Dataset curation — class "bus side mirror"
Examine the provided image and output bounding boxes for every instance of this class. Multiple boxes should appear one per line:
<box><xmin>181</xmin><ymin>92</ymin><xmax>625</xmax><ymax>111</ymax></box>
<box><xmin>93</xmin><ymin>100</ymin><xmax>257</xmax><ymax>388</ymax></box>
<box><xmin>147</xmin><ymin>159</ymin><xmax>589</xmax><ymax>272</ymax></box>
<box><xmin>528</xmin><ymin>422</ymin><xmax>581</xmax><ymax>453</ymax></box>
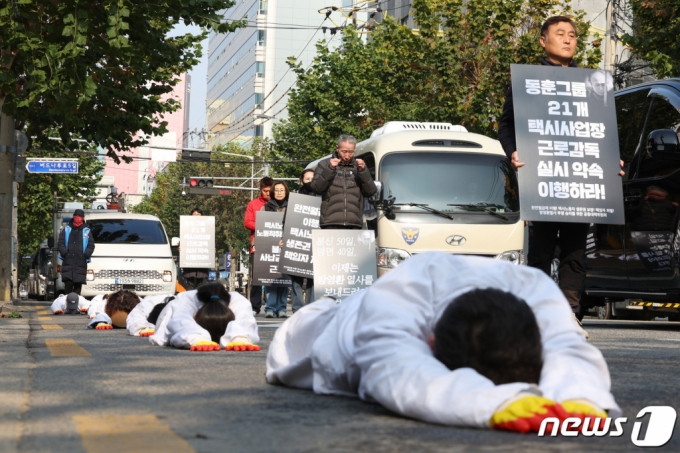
<box><xmin>171</xmin><ymin>237</ymin><xmax>180</xmax><ymax>247</ymax></box>
<box><xmin>368</xmin><ymin>181</ymin><xmax>382</xmax><ymax>202</ymax></box>
<box><xmin>47</xmin><ymin>236</ymin><xmax>55</xmax><ymax>248</ymax></box>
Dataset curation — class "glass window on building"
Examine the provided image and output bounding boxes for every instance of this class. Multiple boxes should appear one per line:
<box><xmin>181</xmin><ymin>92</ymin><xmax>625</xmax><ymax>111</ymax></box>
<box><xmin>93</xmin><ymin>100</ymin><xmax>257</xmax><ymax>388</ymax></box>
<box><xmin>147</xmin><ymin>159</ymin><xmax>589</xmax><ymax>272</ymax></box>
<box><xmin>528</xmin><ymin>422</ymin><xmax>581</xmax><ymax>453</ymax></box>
<box><xmin>255</xmin><ymin>125</ymin><xmax>263</xmax><ymax>137</ymax></box>
<box><xmin>257</xmin><ymin>30</ymin><xmax>266</xmax><ymax>47</ymax></box>
<box><xmin>255</xmin><ymin>93</ymin><xmax>263</xmax><ymax>109</ymax></box>
<box><xmin>256</xmin><ymin>62</ymin><xmax>265</xmax><ymax>78</ymax></box>
<box><xmin>259</xmin><ymin>0</ymin><xmax>267</xmax><ymax>14</ymax></box>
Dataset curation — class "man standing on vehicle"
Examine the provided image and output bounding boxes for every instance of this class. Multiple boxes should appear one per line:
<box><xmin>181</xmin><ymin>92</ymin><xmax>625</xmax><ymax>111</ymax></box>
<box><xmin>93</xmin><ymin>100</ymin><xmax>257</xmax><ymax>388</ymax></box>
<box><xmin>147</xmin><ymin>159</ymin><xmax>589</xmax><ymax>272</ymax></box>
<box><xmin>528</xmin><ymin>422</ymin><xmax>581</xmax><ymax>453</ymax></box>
<box><xmin>244</xmin><ymin>177</ymin><xmax>274</xmax><ymax>314</ymax></box>
<box><xmin>58</xmin><ymin>208</ymin><xmax>95</xmax><ymax>295</ymax></box>
<box><xmin>498</xmin><ymin>16</ymin><xmax>623</xmax><ymax>335</ymax></box>
<box><xmin>309</xmin><ymin>135</ymin><xmax>377</xmax><ymax>229</ymax></box>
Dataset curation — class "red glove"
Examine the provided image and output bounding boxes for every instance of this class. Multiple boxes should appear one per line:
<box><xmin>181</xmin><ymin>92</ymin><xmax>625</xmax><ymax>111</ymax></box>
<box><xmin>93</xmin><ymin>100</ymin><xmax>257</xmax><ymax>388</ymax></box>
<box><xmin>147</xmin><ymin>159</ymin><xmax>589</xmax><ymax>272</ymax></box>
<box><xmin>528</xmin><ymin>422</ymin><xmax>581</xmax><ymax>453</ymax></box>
<box><xmin>139</xmin><ymin>328</ymin><xmax>154</xmax><ymax>337</ymax></box>
<box><xmin>490</xmin><ymin>393</ymin><xmax>569</xmax><ymax>434</ymax></box>
<box><xmin>190</xmin><ymin>341</ymin><xmax>221</xmax><ymax>352</ymax></box>
<box><xmin>80</xmin><ymin>308</ymin><xmax>88</xmax><ymax>314</ymax></box>
<box><xmin>225</xmin><ymin>342</ymin><xmax>260</xmax><ymax>352</ymax></box>
<box><xmin>53</xmin><ymin>310</ymin><xmax>64</xmax><ymax>315</ymax></box>
<box><xmin>95</xmin><ymin>323</ymin><xmax>113</xmax><ymax>330</ymax></box>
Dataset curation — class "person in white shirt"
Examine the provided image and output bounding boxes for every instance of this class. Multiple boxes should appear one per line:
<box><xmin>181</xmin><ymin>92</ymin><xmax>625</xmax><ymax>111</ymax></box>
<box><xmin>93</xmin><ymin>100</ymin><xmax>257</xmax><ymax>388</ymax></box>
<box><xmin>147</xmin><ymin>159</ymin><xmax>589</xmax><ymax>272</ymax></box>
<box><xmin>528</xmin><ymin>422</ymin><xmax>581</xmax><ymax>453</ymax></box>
<box><xmin>87</xmin><ymin>290</ymin><xmax>140</xmax><ymax>330</ymax></box>
<box><xmin>126</xmin><ymin>294</ymin><xmax>176</xmax><ymax>337</ymax></box>
<box><xmin>266</xmin><ymin>253</ymin><xmax>620</xmax><ymax>433</ymax></box>
<box><xmin>51</xmin><ymin>292</ymin><xmax>90</xmax><ymax>315</ymax></box>
<box><xmin>149</xmin><ymin>283</ymin><xmax>260</xmax><ymax>352</ymax></box>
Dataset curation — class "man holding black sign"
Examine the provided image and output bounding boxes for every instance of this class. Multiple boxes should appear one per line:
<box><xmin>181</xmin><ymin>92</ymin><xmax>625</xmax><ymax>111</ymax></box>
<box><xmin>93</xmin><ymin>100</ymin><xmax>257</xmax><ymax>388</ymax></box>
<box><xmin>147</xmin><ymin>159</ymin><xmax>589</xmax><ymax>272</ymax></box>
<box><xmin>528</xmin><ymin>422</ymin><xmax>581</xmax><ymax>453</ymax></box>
<box><xmin>498</xmin><ymin>16</ymin><xmax>623</xmax><ymax>333</ymax></box>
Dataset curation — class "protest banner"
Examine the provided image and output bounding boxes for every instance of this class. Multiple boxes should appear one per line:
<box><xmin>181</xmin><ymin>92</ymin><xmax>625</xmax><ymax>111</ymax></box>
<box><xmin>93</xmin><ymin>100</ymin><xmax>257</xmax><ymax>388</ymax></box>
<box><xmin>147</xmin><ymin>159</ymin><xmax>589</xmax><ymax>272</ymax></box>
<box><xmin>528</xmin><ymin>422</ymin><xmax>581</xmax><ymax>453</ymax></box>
<box><xmin>253</xmin><ymin>211</ymin><xmax>291</xmax><ymax>287</ymax></box>
<box><xmin>179</xmin><ymin>216</ymin><xmax>215</xmax><ymax>268</ymax></box>
<box><xmin>312</xmin><ymin>230</ymin><xmax>377</xmax><ymax>301</ymax></box>
<box><xmin>511</xmin><ymin>64</ymin><xmax>625</xmax><ymax>224</ymax></box>
<box><xmin>279</xmin><ymin>193</ymin><xmax>321</xmax><ymax>277</ymax></box>
<box><xmin>631</xmin><ymin>231</ymin><xmax>674</xmax><ymax>272</ymax></box>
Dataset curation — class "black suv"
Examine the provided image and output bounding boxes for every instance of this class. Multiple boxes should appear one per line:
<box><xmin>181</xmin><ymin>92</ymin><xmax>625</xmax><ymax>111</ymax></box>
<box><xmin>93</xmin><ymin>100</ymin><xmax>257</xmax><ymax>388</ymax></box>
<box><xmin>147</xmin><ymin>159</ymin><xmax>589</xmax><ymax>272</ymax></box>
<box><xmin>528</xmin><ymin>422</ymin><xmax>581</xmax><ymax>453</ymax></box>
<box><xmin>582</xmin><ymin>78</ymin><xmax>680</xmax><ymax>320</ymax></box>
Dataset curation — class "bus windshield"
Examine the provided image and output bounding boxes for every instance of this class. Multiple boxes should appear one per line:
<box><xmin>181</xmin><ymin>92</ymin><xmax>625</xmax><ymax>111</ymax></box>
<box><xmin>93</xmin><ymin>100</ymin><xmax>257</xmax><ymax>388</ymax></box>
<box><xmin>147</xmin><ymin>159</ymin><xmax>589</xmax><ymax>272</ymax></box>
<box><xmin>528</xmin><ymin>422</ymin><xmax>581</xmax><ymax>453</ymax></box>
<box><xmin>380</xmin><ymin>152</ymin><xmax>519</xmax><ymax>213</ymax></box>
<box><xmin>87</xmin><ymin>219</ymin><xmax>168</xmax><ymax>244</ymax></box>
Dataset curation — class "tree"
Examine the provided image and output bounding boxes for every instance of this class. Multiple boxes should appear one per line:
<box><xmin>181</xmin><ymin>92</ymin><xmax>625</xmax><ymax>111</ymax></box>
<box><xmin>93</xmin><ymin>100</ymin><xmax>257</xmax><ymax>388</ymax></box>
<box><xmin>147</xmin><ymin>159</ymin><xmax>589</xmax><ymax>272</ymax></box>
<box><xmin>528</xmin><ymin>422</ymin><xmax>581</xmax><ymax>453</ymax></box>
<box><xmin>0</xmin><ymin>0</ymin><xmax>244</xmax><ymax>156</ymax></box>
<box><xmin>271</xmin><ymin>0</ymin><xmax>601</xmax><ymax>166</ymax></box>
<box><xmin>18</xmin><ymin>144</ymin><xmax>105</xmax><ymax>277</ymax></box>
<box><xmin>622</xmin><ymin>1</ymin><xmax>680</xmax><ymax>78</ymax></box>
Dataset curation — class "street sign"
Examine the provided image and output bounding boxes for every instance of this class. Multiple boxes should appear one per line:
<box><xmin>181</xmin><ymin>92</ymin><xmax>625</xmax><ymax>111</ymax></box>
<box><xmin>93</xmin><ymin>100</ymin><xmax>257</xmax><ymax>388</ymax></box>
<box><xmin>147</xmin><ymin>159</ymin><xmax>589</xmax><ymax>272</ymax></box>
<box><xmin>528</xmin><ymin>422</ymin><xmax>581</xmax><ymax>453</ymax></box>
<box><xmin>189</xmin><ymin>187</ymin><xmax>232</xmax><ymax>196</ymax></box>
<box><xmin>25</xmin><ymin>158</ymin><xmax>78</xmax><ymax>174</ymax></box>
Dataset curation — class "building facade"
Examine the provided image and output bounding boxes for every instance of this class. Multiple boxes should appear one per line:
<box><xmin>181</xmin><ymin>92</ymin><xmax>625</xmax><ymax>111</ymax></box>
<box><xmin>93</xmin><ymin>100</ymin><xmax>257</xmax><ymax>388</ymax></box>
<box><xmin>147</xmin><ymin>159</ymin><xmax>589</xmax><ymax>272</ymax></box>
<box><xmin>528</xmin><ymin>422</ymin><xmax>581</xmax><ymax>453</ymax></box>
<box><xmin>207</xmin><ymin>0</ymin><xmax>336</xmax><ymax>147</ymax></box>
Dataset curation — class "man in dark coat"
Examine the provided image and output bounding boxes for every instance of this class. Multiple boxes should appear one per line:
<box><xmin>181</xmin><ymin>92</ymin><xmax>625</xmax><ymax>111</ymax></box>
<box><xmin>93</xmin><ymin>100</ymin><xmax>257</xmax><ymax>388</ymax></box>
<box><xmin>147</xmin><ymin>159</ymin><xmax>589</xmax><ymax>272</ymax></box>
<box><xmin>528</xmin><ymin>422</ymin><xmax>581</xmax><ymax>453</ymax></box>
<box><xmin>58</xmin><ymin>208</ymin><xmax>95</xmax><ymax>295</ymax></box>
<box><xmin>309</xmin><ymin>134</ymin><xmax>377</xmax><ymax>229</ymax></box>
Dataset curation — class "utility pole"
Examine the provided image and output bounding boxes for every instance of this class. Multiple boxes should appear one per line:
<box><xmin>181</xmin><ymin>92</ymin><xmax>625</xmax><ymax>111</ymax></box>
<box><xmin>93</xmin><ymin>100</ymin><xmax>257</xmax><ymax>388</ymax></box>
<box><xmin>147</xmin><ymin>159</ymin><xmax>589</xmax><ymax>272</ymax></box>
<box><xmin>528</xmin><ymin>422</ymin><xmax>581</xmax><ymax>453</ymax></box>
<box><xmin>604</xmin><ymin>0</ymin><xmax>615</xmax><ymax>73</ymax></box>
<box><xmin>0</xmin><ymin>112</ymin><xmax>15</xmax><ymax>302</ymax></box>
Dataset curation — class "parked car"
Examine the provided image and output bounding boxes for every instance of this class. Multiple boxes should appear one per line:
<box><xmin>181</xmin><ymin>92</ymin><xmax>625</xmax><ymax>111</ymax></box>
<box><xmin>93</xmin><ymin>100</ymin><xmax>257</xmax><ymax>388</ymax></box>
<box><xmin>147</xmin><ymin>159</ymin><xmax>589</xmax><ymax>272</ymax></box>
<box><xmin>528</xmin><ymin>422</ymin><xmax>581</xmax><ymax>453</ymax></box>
<box><xmin>581</xmin><ymin>78</ymin><xmax>680</xmax><ymax>320</ymax></box>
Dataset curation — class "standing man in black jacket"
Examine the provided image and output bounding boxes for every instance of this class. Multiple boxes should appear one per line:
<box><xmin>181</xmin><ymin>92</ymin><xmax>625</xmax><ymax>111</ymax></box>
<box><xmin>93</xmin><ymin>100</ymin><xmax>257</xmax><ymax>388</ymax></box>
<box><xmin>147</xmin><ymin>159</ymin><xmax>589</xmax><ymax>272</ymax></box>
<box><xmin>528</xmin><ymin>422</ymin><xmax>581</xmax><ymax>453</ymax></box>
<box><xmin>309</xmin><ymin>134</ymin><xmax>377</xmax><ymax>229</ymax></box>
<box><xmin>58</xmin><ymin>208</ymin><xmax>95</xmax><ymax>295</ymax></box>
<box><xmin>498</xmin><ymin>16</ymin><xmax>624</xmax><ymax>335</ymax></box>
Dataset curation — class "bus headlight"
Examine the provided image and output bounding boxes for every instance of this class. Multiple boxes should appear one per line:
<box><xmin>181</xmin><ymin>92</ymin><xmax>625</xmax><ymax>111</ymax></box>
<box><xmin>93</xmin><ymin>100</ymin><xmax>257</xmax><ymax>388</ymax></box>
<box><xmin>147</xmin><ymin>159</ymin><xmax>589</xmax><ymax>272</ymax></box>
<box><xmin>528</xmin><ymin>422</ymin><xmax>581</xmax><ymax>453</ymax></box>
<box><xmin>377</xmin><ymin>248</ymin><xmax>411</xmax><ymax>269</ymax></box>
<box><xmin>495</xmin><ymin>250</ymin><xmax>524</xmax><ymax>265</ymax></box>
<box><xmin>163</xmin><ymin>271</ymin><xmax>173</xmax><ymax>282</ymax></box>
<box><xmin>86</xmin><ymin>270</ymin><xmax>95</xmax><ymax>281</ymax></box>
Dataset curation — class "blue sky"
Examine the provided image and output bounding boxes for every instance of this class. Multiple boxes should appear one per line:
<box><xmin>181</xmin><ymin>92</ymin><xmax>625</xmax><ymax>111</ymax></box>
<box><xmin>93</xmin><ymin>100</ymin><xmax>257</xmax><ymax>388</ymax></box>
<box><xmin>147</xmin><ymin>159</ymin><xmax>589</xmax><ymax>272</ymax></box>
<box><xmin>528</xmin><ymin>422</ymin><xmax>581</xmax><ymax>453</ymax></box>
<box><xmin>169</xmin><ymin>24</ymin><xmax>208</xmax><ymax>132</ymax></box>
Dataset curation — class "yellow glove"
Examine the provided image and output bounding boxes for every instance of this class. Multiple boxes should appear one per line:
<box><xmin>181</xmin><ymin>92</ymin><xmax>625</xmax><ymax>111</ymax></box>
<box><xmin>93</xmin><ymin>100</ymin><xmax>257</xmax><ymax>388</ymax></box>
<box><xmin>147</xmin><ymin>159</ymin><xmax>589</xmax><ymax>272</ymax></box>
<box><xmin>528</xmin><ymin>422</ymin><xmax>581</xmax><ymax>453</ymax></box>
<box><xmin>562</xmin><ymin>399</ymin><xmax>608</xmax><ymax>431</ymax></box>
<box><xmin>139</xmin><ymin>328</ymin><xmax>155</xmax><ymax>337</ymax></box>
<box><xmin>225</xmin><ymin>341</ymin><xmax>260</xmax><ymax>352</ymax></box>
<box><xmin>190</xmin><ymin>340</ymin><xmax>220</xmax><ymax>352</ymax></box>
<box><xmin>490</xmin><ymin>393</ymin><xmax>569</xmax><ymax>434</ymax></box>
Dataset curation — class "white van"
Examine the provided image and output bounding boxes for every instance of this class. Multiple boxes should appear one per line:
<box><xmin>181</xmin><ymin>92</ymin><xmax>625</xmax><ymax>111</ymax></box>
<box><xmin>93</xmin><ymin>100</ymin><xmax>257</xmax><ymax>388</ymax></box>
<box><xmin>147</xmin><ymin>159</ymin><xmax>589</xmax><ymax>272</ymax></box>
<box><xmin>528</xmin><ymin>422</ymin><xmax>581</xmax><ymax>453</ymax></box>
<box><xmin>78</xmin><ymin>213</ymin><xmax>177</xmax><ymax>297</ymax></box>
<box><xmin>308</xmin><ymin>122</ymin><xmax>524</xmax><ymax>276</ymax></box>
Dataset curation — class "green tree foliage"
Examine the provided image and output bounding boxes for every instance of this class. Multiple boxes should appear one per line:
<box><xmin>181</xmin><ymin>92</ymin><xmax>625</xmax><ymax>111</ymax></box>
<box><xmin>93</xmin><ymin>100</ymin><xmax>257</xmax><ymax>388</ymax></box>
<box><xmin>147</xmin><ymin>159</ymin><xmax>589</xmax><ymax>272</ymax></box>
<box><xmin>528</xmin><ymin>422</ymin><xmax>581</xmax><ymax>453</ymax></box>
<box><xmin>133</xmin><ymin>144</ymin><xmax>265</xmax><ymax>266</ymax></box>
<box><xmin>623</xmin><ymin>1</ymin><xmax>680</xmax><ymax>78</ymax></box>
<box><xmin>18</xmin><ymin>144</ymin><xmax>105</xmax><ymax>267</ymax></box>
<box><xmin>0</xmin><ymin>0</ymin><xmax>244</xmax><ymax>159</ymax></box>
<box><xmin>272</xmin><ymin>0</ymin><xmax>601</xmax><ymax>166</ymax></box>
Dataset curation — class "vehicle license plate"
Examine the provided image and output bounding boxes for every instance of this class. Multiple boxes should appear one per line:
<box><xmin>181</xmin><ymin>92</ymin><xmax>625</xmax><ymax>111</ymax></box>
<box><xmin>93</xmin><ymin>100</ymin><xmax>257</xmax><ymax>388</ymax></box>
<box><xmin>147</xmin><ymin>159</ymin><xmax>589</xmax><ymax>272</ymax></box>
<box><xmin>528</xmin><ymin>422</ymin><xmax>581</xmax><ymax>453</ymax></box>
<box><xmin>115</xmin><ymin>278</ymin><xmax>143</xmax><ymax>284</ymax></box>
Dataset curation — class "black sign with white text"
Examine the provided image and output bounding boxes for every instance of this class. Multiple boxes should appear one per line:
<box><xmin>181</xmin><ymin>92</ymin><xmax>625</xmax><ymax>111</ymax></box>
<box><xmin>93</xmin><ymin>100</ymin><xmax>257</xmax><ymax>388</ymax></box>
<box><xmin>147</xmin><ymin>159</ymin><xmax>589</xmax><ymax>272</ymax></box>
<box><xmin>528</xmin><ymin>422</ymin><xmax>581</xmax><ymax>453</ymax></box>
<box><xmin>279</xmin><ymin>193</ymin><xmax>322</xmax><ymax>278</ymax></box>
<box><xmin>511</xmin><ymin>64</ymin><xmax>624</xmax><ymax>224</ymax></box>
<box><xmin>253</xmin><ymin>211</ymin><xmax>291</xmax><ymax>287</ymax></box>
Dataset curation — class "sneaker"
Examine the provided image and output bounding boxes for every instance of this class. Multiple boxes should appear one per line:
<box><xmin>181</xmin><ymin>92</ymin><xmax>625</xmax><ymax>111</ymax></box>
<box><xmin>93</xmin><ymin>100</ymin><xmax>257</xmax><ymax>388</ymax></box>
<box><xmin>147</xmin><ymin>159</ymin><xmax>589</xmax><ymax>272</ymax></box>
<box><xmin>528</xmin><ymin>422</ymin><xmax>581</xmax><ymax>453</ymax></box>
<box><xmin>573</xmin><ymin>313</ymin><xmax>589</xmax><ymax>340</ymax></box>
<box><xmin>278</xmin><ymin>312</ymin><xmax>288</xmax><ymax>319</ymax></box>
<box><xmin>265</xmin><ymin>312</ymin><xmax>274</xmax><ymax>318</ymax></box>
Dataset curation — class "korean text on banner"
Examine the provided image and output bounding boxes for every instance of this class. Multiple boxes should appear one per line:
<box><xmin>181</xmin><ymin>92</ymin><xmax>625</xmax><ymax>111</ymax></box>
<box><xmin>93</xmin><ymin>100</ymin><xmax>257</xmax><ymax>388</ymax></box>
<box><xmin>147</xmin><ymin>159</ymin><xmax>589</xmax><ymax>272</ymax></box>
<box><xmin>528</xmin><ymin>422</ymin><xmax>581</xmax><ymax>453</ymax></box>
<box><xmin>253</xmin><ymin>211</ymin><xmax>292</xmax><ymax>287</ymax></box>
<box><xmin>179</xmin><ymin>216</ymin><xmax>215</xmax><ymax>268</ymax></box>
<box><xmin>279</xmin><ymin>193</ymin><xmax>322</xmax><ymax>278</ymax></box>
<box><xmin>510</xmin><ymin>65</ymin><xmax>624</xmax><ymax>224</ymax></box>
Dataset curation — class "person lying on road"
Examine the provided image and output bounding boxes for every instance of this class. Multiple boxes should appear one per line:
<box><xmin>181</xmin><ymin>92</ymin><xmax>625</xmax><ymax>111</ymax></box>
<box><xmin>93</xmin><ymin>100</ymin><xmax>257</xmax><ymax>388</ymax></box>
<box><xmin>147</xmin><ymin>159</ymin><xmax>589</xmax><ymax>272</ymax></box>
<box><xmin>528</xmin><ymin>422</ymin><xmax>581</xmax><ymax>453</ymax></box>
<box><xmin>126</xmin><ymin>294</ymin><xmax>176</xmax><ymax>337</ymax></box>
<box><xmin>149</xmin><ymin>283</ymin><xmax>260</xmax><ymax>352</ymax></box>
<box><xmin>51</xmin><ymin>292</ymin><xmax>89</xmax><ymax>315</ymax></box>
<box><xmin>266</xmin><ymin>253</ymin><xmax>621</xmax><ymax>433</ymax></box>
<box><xmin>87</xmin><ymin>290</ymin><xmax>141</xmax><ymax>330</ymax></box>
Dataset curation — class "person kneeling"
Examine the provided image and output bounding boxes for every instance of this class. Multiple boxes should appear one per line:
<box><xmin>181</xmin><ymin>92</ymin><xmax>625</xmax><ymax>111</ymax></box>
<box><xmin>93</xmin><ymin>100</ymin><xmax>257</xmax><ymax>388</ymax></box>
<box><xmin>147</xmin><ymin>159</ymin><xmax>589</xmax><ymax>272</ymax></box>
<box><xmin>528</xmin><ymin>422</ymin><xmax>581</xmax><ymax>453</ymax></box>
<box><xmin>51</xmin><ymin>292</ymin><xmax>90</xmax><ymax>315</ymax></box>
<box><xmin>126</xmin><ymin>294</ymin><xmax>176</xmax><ymax>337</ymax></box>
<box><xmin>87</xmin><ymin>290</ymin><xmax>140</xmax><ymax>330</ymax></box>
<box><xmin>149</xmin><ymin>283</ymin><xmax>260</xmax><ymax>352</ymax></box>
<box><xmin>266</xmin><ymin>253</ymin><xmax>620</xmax><ymax>432</ymax></box>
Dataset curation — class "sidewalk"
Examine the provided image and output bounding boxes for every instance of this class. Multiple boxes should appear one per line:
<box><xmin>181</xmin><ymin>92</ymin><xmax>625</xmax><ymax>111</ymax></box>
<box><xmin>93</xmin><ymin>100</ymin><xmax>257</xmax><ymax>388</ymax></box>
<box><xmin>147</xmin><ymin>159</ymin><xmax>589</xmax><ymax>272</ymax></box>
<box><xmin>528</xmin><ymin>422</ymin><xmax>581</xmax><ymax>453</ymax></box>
<box><xmin>0</xmin><ymin>305</ymin><xmax>35</xmax><ymax>453</ymax></box>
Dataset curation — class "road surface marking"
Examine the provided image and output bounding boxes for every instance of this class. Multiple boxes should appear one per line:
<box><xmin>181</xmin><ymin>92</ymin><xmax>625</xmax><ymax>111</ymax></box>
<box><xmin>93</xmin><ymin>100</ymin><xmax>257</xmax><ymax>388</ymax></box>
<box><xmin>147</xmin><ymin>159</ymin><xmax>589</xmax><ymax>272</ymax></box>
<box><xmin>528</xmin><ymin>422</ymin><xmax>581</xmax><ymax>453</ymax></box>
<box><xmin>45</xmin><ymin>338</ymin><xmax>90</xmax><ymax>356</ymax></box>
<box><xmin>36</xmin><ymin>310</ymin><xmax>49</xmax><ymax>315</ymax></box>
<box><xmin>72</xmin><ymin>414</ymin><xmax>196</xmax><ymax>453</ymax></box>
<box><xmin>37</xmin><ymin>316</ymin><xmax>52</xmax><ymax>321</ymax></box>
<box><xmin>41</xmin><ymin>324</ymin><xmax>63</xmax><ymax>330</ymax></box>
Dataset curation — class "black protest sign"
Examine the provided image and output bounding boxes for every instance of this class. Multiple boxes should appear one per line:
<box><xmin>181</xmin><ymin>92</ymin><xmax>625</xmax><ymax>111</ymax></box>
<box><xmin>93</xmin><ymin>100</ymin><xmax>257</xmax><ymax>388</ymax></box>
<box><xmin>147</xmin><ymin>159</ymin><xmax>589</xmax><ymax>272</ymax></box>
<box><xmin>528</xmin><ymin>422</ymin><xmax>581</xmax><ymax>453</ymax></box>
<box><xmin>312</xmin><ymin>230</ymin><xmax>377</xmax><ymax>301</ymax></box>
<box><xmin>253</xmin><ymin>211</ymin><xmax>291</xmax><ymax>287</ymax></box>
<box><xmin>511</xmin><ymin>64</ymin><xmax>624</xmax><ymax>224</ymax></box>
<box><xmin>279</xmin><ymin>193</ymin><xmax>321</xmax><ymax>277</ymax></box>
<box><xmin>630</xmin><ymin>231</ymin><xmax>673</xmax><ymax>272</ymax></box>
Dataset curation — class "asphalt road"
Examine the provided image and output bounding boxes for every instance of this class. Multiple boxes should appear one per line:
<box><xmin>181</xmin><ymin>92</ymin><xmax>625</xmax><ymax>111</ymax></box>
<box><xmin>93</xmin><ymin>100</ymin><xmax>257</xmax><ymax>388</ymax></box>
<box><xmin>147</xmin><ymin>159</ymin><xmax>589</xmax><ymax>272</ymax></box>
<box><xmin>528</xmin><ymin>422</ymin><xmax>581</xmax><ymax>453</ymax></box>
<box><xmin>2</xmin><ymin>304</ymin><xmax>680</xmax><ymax>453</ymax></box>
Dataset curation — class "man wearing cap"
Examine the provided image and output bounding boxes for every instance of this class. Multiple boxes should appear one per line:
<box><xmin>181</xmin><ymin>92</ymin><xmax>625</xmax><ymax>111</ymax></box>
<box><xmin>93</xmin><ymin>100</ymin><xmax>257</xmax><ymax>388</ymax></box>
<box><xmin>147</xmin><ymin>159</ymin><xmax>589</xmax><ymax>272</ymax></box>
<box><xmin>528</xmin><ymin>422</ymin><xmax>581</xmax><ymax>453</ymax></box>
<box><xmin>58</xmin><ymin>208</ymin><xmax>95</xmax><ymax>295</ymax></box>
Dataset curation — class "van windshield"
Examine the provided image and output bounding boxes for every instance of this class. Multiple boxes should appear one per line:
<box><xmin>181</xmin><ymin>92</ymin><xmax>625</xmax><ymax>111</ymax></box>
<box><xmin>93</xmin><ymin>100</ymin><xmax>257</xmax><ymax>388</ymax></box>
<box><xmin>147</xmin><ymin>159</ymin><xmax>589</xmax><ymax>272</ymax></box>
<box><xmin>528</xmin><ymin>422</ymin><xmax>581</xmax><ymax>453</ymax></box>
<box><xmin>87</xmin><ymin>219</ymin><xmax>168</xmax><ymax>244</ymax></box>
<box><xmin>381</xmin><ymin>152</ymin><xmax>519</xmax><ymax>212</ymax></box>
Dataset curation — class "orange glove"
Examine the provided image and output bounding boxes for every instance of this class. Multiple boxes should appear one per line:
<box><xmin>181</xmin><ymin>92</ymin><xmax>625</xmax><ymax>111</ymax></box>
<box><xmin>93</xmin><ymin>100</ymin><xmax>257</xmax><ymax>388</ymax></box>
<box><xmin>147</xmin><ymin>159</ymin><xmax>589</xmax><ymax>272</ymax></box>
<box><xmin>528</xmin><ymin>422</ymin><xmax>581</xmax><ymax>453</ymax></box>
<box><xmin>490</xmin><ymin>393</ymin><xmax>569</xmax><ymax>434</ymax></box>
<box><xmin>80</xmin><ymin>308</ymin><xmax>88</xmax><ymax>314</ymax></box>
<box><xmin>53</xmin><ymin>310</ymin><xmax>64</xmax><ymax>315</ymax></box>
<box><xmin>95</xmin><ymin>323</ymin><xmax>113</xmax><ymax>330</ymax></box>
<box><xmin>190</xmin><ymin>341</ymin><xmax>221</xmax><ymax>352</ymax></box>
<box><xmin>139</xmin><ymin>328</ymin><xmax>155</xmax><ymax>337</ymax></box>
<box><xmin>562</xmin><ymin>400</ymin><xmax>608</xmax><ymax>432</ymax></box>
<box><xmin>225</xmin><ymin>341</ymin><xmax>260</xmax><ymax>352</ymax></box>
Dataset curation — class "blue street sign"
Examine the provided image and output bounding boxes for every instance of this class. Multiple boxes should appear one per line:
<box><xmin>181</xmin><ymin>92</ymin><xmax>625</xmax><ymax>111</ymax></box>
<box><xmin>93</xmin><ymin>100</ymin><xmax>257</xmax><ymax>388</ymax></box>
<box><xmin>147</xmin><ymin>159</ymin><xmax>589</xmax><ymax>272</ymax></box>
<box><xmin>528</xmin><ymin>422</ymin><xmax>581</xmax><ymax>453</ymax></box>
<box><xmin>26</xmin><ymin>160</ymin><xmax>79</xmax><ymax>174</ymax></box>
<box><xmin>208</xmin><ymin>271</ymin><xmax>217</xmax><ymax>281</ymax></box>
<box><xmin>225</xmin><ymin>252</ymin><xmax>232</xmax><ymax>271</ymax></box>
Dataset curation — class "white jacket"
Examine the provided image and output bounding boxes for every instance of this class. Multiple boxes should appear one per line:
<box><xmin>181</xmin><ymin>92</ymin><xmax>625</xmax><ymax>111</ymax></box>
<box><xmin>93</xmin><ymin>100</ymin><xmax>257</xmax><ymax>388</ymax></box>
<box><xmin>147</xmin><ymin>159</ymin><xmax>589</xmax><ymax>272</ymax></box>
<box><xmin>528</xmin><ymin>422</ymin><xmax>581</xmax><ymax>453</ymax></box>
<box><xmin>266</xmin><ymin>253</ymin><xmax>621</xmax><ymax>428</ymax></box>
<box><xmin>149</xmin><ymin>290</ymin><xmax>259</xmax><ymax>349</ymax></box>
<box><xmin>50</xmin><ymin>294</ymin><xmax>90</xmax><ymax>313</ymax></box>
<box><xmin>87</xmin><ymin>294</ymin><xmax>108</xmax><ymax>318</ymax></box>
<box><xmin>126</xmin><ymin>294</ymin><xmax>174</xmax><ymax>336</ymax></box>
